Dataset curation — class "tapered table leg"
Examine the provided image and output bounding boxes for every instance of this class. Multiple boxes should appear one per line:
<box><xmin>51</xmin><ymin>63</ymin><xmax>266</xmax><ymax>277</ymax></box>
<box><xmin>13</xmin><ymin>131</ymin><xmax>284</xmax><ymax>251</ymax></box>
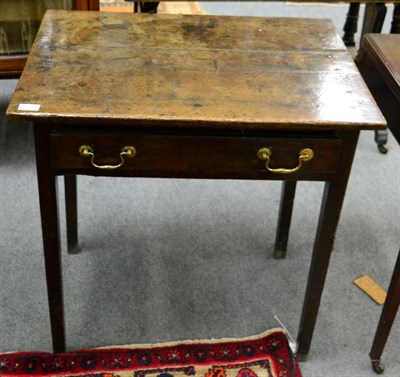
<box><xmin>274</xmin><ymin>181</ymin><xmax>296</xmax><ymax>259</ymax></box>
<box><xmin>34</xmin><ymin>123</ymin><xmax>66</xmax><ymax>353</ymax></box>
<box><xmin>296</xmin><ymin>131</ymin><xmax>359</xmax><ymax>361</ymax></box>
<box><xmin>65</xmin><ymin>175</ymin><xmax>79</xmax><ymax>254</ymax></box>
<box><xmin>369</xmin><ymin>250</ymin><xmax>400</xmax><ymax>374</ymax></box>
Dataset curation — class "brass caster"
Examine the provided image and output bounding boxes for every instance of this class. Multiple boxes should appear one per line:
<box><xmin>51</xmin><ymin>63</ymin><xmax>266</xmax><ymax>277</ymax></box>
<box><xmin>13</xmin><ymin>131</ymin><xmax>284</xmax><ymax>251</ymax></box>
<box><xmin>371</xmin><ymin>359</ymin><xmax>385</xmax><ymax>374</ymax></box>
<box><xmin>378</xmin><ymin>144</ymin><xmax>388</xmax><ymax>154</ymax></box>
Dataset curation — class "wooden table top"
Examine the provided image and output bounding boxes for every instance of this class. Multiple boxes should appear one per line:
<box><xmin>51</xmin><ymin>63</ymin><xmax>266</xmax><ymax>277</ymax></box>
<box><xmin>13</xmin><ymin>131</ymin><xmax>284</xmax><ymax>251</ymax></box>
<box><xmin>7</xmin><ymin>11</ymin><xmax>385</xmax><ymax>131</ymax></box>
<box><xmin>363</xmin><ymin>34</ymin><xmax>400</xmax><ymax>99</ymax></box>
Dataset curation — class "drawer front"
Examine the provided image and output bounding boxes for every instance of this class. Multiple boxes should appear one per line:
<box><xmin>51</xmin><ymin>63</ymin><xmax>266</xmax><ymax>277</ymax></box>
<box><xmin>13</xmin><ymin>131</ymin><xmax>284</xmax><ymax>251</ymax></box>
<box><xmin>51</xmin><ymin>133</ymin><xmax>342</xmax><ymax>178</ymax></box>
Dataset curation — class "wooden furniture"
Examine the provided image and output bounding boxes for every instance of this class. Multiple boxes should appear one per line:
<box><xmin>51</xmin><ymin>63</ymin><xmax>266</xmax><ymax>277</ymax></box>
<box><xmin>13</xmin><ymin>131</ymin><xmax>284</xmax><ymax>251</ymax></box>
<box><xmin>75</xmin><ymin>0</ymin><xmax>100</xmax><ymax>11</ymax></box>
<box><xmin>0</xmin><ymin>0</ymin><xmax>99</xmax><ymax>78</ymax></box>
<box><xmin>0</xmin><ymin>1</ymin><xmax>163</xmax><ymax>78</ymax></box>
<box><xmin>353</xmin><ymin>9</ymin><xmax>400</xmax><ymax>153</ymax></box>
<box><xmin>369</xmin><ymin>251</ymin><xmax>400</xmax><ymax>374</ymax></box>
<box><xmin>357</xmin><ymin>34</ymin><xmax>400</xmax><ymax>147</ymax></box>
<box><xmin>1</xmin><ymin>1</ymin><xmax>398</xmax><ymax>78</ymax></box>
<box><xmin>343</xmin><ymin>2</ymin><xmax>400</xmax><ymax>47</ymax></box>
<box><xmin>357</xmin><ymin>34</ymin><xmax>400</xmax><ymax>374</ymax></box>
<box><xmin>6</xmin><ymin>10</ymin><xmax>385</xmax><ymax>358</ymax></box>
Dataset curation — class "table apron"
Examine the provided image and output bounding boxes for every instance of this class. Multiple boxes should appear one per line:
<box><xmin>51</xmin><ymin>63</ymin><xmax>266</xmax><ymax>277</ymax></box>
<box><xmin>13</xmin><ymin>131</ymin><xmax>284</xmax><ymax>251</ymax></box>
<box><xmin>51</xmin><ymin>133</ymin><xmax>343</xmax><ymax>181</ymax></box>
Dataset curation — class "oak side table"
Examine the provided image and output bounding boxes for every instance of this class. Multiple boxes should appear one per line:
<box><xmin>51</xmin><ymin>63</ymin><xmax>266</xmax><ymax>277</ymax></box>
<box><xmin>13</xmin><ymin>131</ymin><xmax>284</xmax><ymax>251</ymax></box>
<box><xmin>6</xmin><ymin>10</ymin><xmax>386</xmax><ymax>358</ymax></box>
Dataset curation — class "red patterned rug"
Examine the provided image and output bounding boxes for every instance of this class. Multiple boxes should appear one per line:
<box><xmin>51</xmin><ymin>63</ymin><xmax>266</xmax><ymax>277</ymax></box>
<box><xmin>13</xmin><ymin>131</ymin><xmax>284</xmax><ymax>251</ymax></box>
<box><xmin>0</xmin><ymin>329</ymin><xmax>301</xmax><ymax>377</ymax></box>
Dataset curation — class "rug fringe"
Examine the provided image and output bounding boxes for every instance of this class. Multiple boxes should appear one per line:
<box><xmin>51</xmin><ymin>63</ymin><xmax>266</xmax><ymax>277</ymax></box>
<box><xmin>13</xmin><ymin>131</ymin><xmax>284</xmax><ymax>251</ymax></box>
<box><xmin>95</xmin><ymin>327</ymin><xmax>286</xmax><ymax>350</ymax></box>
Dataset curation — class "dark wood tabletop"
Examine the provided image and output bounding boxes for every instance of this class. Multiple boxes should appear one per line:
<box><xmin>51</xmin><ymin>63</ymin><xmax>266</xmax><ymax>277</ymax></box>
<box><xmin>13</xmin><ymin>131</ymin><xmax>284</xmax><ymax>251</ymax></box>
<box><xmin>357</xmin><ymin>34</ymin><xmax>400</xmax><ymax>146</ymax></box>
<box><xmin>362</xmin><ymin>34</ymin><xmax>400</xmax><ymax>97</ymax></box>
<box><xmin>7</xmin><ymin>10</ymin><xmax>385</xmax><ymax>131</ymax></box>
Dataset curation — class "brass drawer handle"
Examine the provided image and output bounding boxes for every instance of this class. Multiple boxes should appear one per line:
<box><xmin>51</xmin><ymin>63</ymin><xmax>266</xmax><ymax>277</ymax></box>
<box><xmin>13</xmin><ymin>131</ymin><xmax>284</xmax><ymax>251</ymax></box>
<box><xmin>257</xmin><ymin>147</ymin><xmax>314</xmax><ymax>174</ymax></box>
<box><xmin>79</xmin><ymin>145</ymin><xmax>136</xmax><ymax>170</ymax></box>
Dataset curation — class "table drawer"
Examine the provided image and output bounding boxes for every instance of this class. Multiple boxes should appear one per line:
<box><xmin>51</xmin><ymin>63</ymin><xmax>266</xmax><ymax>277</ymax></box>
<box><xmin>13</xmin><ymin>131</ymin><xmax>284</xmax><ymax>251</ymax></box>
<box><xmin>51</xmin><ymin>133</ymin><xmax>342</xmax><ymax>178</ymax></box>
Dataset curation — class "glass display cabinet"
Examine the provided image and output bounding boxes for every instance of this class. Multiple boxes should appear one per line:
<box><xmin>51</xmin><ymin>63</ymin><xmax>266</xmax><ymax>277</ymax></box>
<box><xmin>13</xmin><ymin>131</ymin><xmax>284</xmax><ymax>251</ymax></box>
<box><xmin>0</xmin><ymin>0</ymin><xmax>99</xmax><ymax>77</ymax></box>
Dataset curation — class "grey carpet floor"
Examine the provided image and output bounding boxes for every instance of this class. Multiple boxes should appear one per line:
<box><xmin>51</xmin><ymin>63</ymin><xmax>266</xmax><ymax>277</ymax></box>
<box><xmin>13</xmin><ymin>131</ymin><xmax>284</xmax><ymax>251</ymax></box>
<box><xmin>0</xmin><ymin>3</ymin><xmax>399</xmax><ymax>377</ymax></box>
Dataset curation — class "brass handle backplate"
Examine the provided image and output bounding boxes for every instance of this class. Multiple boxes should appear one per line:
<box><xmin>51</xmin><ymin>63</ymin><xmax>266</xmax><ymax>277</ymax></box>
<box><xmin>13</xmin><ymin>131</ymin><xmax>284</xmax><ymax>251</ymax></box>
<box><xmin>79</xmin><ymin>145</ymin><xmax>136</xmax><ymax>170</ymax></box>
<box><xmin>257</xmin><ymin>147</ymin><xmax>314</xmax><ymax>174</ymax></box>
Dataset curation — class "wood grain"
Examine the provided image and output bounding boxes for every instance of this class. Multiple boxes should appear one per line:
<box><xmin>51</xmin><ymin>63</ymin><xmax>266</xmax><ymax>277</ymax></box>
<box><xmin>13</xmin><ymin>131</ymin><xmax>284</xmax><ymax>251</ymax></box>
<box><xmin>7</xmin><ymin>11</ymin><xmax>385</xmax><ymax>130</ymax></box>
<box><xmin>51</xmin><ymin>131</ymin><xmax>342</xmax><ymax>179</ymax></box>
<box><xmin>357</xmin><ymin>34</ymin><xmax>400</xmax><ymax>144</ymax></box>
<box><xmin>362</xmin><ymin>34</ymin><xmax>400</xmax><ymax>101</ymax></box>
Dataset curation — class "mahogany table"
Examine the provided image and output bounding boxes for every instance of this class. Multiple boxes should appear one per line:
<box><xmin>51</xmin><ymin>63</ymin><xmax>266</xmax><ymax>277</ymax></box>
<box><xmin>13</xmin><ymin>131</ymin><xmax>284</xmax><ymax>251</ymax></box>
<box><xmin>357</xmin><ymin>33</ymin><xmax>400</xmax><ymax>374</ymax></box>
<box><xmin>357</xmin><ymin>34</ymin><xmax>400</xmax><ymax>146</ymax></box>
<box><xmin>6</xmin><ymin>10</ymin><xmax>385</xmax><ymax>358</ymax></box>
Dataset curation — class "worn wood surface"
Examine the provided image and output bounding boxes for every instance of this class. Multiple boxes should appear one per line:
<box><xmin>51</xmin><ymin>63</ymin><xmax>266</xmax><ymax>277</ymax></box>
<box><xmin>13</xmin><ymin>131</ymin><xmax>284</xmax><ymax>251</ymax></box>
<box><xmin>357</xmin><ymin>34</ymin><xmax>400</xmax><ymax>144</ymax></box>
<box><xmin>0</xmin><ymin>2</ymin><xmax>97</xmax><ymax>77</ymax></box>
<box><xmin>362</xmin><ymin>34</ymin><xmax>400</xmax><ymax>99</ymax></box>
<box><xmin>7</xmin><ymin>11</ymin><xmax>385</xmax><ymax>130</ymax></box>
<box><xmin>4</xmin><ymin>10</ymin><xmax>386</xmax><ymax>355</ymax></box>
<box><xmin>50</xmin><ymin>131</ymin><xmax>342</xmax><ymax>179</ymax></box>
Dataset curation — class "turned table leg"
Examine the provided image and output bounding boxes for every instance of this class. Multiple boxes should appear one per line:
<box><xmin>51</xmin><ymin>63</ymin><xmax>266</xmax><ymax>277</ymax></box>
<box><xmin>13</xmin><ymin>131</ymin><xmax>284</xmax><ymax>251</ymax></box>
<box><xmin>343</xmin><ymin>3</ymin><xmax>360</xmax><ymax>47</ymax></box>
<box><xmin>390</xmin><ymin>3</ymin><xmax>400</xmax><ymax>33</ymax></box>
